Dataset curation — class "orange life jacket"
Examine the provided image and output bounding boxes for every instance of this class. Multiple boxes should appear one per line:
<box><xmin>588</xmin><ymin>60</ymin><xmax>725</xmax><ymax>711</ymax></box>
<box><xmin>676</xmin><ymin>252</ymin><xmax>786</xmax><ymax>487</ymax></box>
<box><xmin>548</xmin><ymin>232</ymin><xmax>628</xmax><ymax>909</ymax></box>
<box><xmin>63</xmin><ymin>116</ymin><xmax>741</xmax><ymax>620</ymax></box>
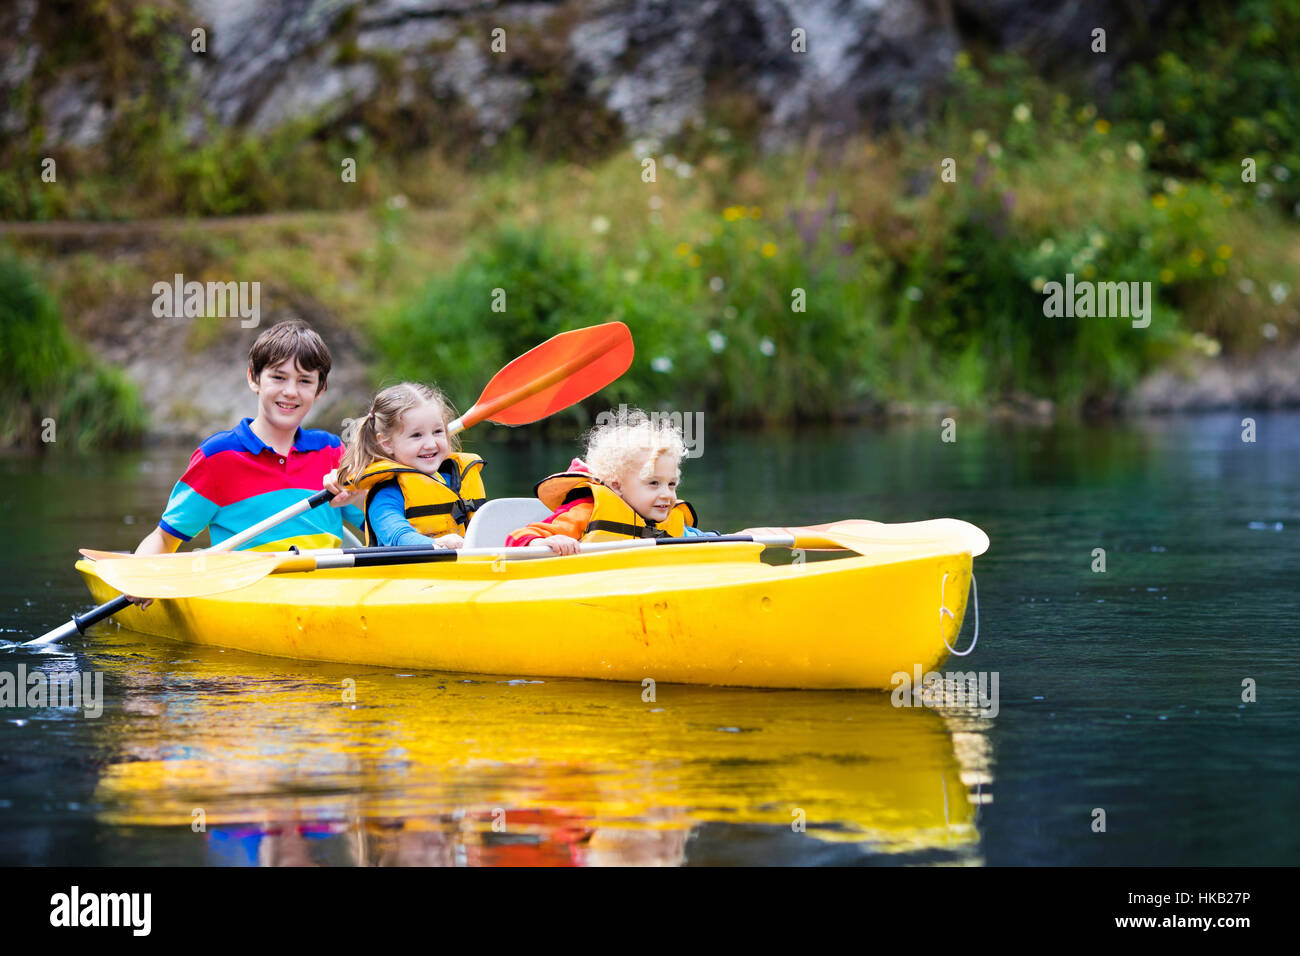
<box><xmin>534</xmin><ymin>470</ymin><xmax>697</xmax><ymax>541</ymax></box>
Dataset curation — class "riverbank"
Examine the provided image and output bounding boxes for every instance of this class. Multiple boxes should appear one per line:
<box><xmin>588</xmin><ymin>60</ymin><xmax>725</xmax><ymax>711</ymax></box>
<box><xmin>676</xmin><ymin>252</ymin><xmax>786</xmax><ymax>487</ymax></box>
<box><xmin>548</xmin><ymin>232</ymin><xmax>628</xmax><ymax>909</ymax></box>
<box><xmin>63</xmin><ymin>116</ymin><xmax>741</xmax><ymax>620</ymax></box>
<box><xmin>2</xmin><ymin>179</ymin><xmax>1296</xmax><ymax>447</ymax></box>
<box><xmin>4</xmin><ymin>2</ymin><xmax>1299</xmax><ymax>447</ymax></box>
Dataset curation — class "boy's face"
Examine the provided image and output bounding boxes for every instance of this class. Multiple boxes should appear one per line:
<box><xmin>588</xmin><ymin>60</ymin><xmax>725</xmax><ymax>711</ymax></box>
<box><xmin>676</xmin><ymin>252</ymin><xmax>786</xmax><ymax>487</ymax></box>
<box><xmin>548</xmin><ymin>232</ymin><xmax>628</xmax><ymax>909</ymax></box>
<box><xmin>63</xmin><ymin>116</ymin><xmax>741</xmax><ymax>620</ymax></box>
<box><xmin>247</xmin><ymin>358</ymin><xmax>322</xmax><ymax>433</ymax></box>
<box><xmin>610</xmin><ymin>451</ymin><xmax>680</xmax><ymax>524</ymax></box>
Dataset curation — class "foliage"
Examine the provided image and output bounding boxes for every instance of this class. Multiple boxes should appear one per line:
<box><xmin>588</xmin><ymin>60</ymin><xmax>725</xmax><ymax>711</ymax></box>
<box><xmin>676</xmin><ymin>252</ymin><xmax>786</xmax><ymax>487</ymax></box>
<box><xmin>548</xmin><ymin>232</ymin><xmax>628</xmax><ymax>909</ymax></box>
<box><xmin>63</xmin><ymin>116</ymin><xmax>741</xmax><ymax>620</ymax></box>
<box><xmin>0</xmin><ymin>253</ymin><xmax>146</xmax><ymax>449</ymax></box>
<box><xmin>1113</xmin><ymin>0</ymin><xmax>1300</xmax><ymax>215</ymax></box>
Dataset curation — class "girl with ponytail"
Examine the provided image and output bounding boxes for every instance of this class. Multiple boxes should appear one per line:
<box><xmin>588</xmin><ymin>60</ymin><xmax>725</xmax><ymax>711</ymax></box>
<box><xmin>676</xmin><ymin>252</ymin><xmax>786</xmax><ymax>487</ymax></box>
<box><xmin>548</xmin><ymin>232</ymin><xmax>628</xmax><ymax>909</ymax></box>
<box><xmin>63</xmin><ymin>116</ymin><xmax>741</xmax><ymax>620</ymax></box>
<box><xmin>327</xmin><ymin>382</ymin><xmax>487</xmax><ymax>548</ymax></box>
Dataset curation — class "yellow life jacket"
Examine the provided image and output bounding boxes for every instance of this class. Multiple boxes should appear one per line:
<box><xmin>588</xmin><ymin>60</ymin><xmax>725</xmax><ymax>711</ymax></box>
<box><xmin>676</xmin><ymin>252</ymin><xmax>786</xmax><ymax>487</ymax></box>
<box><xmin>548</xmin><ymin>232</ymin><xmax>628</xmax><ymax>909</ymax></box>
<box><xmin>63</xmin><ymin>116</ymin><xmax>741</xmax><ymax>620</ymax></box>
<box><xmin>353</xmin><ymin>452</ymin><xmax>486</xmax><ymax>545</ymax></box>
<box><xmin>534</xmin><ymin>470</ymin><xmax>697</xmax><ymax>541</ymax></box>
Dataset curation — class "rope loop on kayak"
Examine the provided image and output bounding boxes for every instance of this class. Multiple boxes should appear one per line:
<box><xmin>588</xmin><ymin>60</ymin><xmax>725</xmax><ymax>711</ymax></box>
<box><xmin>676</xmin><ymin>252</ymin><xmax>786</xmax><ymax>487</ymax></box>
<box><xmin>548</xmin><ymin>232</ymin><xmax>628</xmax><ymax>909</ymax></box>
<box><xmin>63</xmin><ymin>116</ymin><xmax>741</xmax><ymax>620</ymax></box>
<box><xmin>940</xmin><ymin>571</ymin><xmax>979</xmax><ymax>656</ymax></box>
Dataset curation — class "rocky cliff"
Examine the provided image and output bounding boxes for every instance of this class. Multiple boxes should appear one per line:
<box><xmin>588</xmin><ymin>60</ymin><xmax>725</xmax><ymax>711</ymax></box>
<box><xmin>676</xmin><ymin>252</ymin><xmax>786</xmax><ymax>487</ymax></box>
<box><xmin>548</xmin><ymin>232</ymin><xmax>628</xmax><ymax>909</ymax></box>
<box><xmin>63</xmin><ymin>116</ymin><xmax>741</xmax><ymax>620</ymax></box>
<box><xmin>6</xmin><ymin>0</ymin><xmax>1165</xmax><ymax>153</ymax></box>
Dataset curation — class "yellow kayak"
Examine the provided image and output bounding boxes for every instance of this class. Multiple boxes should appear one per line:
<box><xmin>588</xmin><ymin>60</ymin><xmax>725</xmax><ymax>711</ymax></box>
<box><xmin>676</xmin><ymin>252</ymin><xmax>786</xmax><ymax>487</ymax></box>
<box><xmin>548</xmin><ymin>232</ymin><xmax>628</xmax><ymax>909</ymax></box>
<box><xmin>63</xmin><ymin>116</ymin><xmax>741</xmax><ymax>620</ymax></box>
<box><xmin>76</xmin><ymin>540</ymin><xmax>976</xmax><ymax>690</ymax></box>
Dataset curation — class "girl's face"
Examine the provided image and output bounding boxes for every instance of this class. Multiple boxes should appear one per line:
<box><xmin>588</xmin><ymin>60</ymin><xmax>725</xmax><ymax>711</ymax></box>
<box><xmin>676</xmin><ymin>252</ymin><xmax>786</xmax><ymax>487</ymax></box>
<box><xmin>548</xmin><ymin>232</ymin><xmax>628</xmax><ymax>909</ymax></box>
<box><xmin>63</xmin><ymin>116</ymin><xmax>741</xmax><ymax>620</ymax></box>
<box><xmin>379</xmin><ymin>403</ymin><xmax>449</xmax><ymax>476</ymax></box>
<box><xmin>610</xmin><ymin>451</ymin><xmax>680</xmax><ymax>523</ymax></box>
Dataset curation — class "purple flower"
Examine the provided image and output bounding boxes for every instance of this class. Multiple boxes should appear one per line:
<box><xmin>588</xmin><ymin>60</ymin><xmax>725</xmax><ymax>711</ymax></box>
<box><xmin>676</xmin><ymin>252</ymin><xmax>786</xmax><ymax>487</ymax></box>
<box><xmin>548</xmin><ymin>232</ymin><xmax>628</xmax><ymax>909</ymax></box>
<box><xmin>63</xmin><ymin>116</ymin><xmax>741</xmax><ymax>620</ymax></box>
<box><xmin>802</xmin><ymin>209</ymin><xmax>826</xmax><ymax>245</ymax></box>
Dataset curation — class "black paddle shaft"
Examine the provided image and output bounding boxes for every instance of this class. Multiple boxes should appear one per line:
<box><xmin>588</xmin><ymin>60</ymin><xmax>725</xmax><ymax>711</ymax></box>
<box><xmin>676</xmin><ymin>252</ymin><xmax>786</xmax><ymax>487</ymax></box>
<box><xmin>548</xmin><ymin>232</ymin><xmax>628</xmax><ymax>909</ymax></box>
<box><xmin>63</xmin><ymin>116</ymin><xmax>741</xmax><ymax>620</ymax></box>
<box><xmin>72</xmin><ymin>594</ymin><xmax>131</xmax><ymax>633</ymax></box>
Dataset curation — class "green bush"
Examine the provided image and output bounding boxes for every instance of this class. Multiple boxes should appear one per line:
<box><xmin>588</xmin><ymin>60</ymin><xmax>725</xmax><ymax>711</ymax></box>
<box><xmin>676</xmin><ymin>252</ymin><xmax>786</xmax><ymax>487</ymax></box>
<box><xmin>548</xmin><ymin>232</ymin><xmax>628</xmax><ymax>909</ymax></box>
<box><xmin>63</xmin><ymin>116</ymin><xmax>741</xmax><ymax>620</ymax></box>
<box><xmin>1114</xmin><ymin>0</ymin><xmax>1300</xmax><ymax>214</ymax></box>
<box><xmin>904</xmin><ymin>175</ymin><xmax>1182</xmax><ymax>409</ymax></box>
<box><xmin>0</xmin><ymin>254</ymin><xmax>146</xmax><ymax>449</ymax></box>
<box><xmin>375</xmin><ymin>217</ymin><xmax>893</xmax><ymax>427</ymax></box>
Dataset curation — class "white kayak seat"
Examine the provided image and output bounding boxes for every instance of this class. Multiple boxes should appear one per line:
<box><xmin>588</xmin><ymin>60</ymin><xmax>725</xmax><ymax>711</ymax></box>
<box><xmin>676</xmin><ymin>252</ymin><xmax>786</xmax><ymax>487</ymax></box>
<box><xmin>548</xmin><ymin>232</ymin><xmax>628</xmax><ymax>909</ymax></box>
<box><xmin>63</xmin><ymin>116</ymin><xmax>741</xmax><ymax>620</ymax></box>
<box><xmin>464</xmin><ymin>497</ymin><xmax>553</xmax><ymax>548</ymax></box>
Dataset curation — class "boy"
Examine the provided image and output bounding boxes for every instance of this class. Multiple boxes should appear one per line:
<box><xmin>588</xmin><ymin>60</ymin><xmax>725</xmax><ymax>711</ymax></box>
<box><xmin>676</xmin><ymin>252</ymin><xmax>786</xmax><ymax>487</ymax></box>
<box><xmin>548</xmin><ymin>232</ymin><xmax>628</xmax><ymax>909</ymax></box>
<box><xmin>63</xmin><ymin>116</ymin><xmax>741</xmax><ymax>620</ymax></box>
<box><xmin>134</xmin><ymin>321</ymin><xmax>364</xmax><ymax>558</ymax></box>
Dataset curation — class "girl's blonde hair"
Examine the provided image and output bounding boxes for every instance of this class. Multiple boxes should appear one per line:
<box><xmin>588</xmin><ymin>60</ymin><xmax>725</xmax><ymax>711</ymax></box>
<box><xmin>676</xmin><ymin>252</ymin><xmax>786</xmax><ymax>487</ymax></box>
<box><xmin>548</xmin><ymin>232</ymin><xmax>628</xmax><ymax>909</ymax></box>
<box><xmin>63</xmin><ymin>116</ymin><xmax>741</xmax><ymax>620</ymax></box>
<box><xmin>338</xmin><ymin>382</ymin><xmax>460</xmax><ymax>485</ymax></box>
<box><xmin>584</xmin><ymin>408</ymin><xmax>688</xmax><ymax>485</ymax></box>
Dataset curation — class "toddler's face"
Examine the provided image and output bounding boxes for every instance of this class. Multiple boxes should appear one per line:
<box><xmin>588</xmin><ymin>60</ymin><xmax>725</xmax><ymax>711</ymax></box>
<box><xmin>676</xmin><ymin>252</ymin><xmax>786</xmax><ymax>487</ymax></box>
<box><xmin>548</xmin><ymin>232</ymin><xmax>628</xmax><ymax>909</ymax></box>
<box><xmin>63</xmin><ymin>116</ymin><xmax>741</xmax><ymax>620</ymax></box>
<box><xmin>610</xmin><ymin>452</ymin><xmax>681</xmax><ymax>523</ymax></box>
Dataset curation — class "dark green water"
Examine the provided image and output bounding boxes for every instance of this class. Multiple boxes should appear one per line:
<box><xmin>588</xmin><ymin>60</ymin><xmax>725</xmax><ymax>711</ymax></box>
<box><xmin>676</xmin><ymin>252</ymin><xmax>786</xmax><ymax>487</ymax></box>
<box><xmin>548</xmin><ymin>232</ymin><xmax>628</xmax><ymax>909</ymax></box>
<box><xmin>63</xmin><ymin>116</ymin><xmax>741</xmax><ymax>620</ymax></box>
<box><xmin>1</xmin><ymin>412</ymin><xmax>1296</xmax><ymax>865</ymax></box>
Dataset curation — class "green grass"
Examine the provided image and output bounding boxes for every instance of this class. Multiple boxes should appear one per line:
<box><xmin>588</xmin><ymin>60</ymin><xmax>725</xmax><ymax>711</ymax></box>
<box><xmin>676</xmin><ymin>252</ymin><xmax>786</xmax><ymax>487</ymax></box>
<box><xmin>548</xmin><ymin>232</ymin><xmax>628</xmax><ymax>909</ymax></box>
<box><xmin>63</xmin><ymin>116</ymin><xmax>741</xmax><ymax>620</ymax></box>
<box><xmin>0</xmin><ymin>253</ymin><xmax>146</xmax><ymax>450</ymax></box>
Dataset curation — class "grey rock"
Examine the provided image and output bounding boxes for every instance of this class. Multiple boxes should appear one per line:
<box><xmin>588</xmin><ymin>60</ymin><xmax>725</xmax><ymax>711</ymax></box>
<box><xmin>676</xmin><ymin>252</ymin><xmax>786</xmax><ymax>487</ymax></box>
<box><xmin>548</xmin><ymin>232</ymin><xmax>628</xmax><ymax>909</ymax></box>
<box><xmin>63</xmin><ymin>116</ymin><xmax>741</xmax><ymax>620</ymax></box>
<box><xmin>250</xmin><ymin>57</ymin><xmax>380</xmax><ymax>134</ymax></box>
<box><xmin>432</xmin><ymin>36</ymin><xmax>531</xmax><ymax>139</ymax></box>
<box><xmin>1128</xmin><ymin>343</ymin><xmax>1300</xmax><ymax>412</ymax></box>
<box><xmin>40</xmin><ymin>77</ymin><xmax>109</xmax><ymax>148</ymax></box>
<box><xmin>8</xmin><ymin>0</ymin><xmax>1171</xmax><ymax>151</ymax></box>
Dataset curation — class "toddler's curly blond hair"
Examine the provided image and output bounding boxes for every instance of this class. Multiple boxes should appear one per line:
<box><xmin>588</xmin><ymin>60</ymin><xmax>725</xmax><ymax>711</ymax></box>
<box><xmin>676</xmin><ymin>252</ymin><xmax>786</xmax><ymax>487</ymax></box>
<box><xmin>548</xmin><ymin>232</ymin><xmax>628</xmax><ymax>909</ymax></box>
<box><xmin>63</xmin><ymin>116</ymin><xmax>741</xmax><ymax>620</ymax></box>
<box><xmin>584</xmin><ymin>408</ymin><xmax>688</xmax><ymax>485</ymax></box>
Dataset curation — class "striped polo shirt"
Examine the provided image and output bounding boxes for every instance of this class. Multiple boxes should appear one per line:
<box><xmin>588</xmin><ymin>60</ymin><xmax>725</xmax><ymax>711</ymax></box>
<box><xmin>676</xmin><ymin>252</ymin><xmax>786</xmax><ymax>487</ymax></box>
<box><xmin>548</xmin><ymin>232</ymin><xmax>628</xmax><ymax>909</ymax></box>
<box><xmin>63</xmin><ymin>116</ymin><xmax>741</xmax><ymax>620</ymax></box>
<box><xmin>159</xmin><ymin>418</ymin><xmax>363</xmax><ymax>551</ymax></box>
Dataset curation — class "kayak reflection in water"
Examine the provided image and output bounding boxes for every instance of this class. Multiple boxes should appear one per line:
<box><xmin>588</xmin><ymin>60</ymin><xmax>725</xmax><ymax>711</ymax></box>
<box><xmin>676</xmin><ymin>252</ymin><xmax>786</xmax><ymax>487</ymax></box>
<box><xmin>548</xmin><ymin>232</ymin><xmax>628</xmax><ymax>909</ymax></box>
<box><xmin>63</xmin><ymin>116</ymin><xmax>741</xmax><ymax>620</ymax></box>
<box><xmin>203</xmin><ymin>809</ymin><xmax>692</xmax><ymax>867</ymax></box>
<box><xmin>507</xmin><ymin>408</ymin><xmax>722</xmax><ymax>554</ymax></box>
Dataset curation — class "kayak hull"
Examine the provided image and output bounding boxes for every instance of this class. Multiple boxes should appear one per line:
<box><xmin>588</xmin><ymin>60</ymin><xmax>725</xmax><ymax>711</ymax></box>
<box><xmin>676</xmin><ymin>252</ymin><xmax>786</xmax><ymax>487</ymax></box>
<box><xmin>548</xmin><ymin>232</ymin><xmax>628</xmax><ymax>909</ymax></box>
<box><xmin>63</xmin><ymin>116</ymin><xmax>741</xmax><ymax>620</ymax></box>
<box><xmin>75</xmin><ymin>542</ymin><xmax>974</xmax><ymax>690</ymax></box>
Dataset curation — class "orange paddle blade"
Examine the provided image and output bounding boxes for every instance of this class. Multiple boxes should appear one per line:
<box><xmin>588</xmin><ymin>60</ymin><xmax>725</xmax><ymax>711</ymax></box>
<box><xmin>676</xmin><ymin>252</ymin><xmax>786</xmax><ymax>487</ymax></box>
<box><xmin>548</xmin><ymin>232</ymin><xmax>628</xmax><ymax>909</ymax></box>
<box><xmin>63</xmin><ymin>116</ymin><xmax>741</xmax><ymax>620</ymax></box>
<box><xmin>458</xmin><ymin>322</ymin><xmax>633</xmax><ymax>429</ymax></box>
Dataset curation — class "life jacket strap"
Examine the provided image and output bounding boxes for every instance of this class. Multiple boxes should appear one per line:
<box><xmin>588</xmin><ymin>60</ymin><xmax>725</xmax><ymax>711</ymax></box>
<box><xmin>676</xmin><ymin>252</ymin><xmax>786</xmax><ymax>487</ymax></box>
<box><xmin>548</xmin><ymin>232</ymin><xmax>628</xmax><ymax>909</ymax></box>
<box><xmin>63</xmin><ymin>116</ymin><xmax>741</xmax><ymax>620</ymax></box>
<box><xmin>584</xmin><ymin>519</ymin><xmax>669</xmax><ymax>539</ymax></box>
<box><xmin>406</xmin><ymin>497</ymin><xmax>486</xmax><ymax>527</ymax></box>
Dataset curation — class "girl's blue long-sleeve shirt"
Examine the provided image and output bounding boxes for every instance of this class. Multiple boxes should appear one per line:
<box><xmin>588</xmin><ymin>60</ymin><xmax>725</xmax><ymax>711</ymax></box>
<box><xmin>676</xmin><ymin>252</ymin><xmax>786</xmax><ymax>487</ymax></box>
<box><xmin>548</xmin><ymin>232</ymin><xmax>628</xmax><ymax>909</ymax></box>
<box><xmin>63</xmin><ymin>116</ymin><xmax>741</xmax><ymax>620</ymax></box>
<box><xmin>682</xmin><ymin>525</ymin><xmax>716</xmax><ymax>536</ymax></box>
<box><xmin>367</xmin><ymin>482</ymin><xmax>444</xmax><ymax>547</ymax></box>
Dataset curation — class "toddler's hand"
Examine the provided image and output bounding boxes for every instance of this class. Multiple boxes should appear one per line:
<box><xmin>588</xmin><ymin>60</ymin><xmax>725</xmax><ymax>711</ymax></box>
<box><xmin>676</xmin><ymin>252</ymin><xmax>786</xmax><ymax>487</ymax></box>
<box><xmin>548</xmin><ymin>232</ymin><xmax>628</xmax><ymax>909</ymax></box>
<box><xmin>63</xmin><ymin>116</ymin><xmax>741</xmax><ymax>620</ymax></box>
<box><xmin>541</xmin><ymin>535</ymin><xmax>580</xmax><ymax>556</ymax></box>
<box><xmin>125</xmin><ymin>594</ymin><xmax>154</xmax><ymax>610</ymax></box>
<box><xmin>433</xmin><ymin>533</ymin><xmax>464</xmax><ymax>550</ymax></box>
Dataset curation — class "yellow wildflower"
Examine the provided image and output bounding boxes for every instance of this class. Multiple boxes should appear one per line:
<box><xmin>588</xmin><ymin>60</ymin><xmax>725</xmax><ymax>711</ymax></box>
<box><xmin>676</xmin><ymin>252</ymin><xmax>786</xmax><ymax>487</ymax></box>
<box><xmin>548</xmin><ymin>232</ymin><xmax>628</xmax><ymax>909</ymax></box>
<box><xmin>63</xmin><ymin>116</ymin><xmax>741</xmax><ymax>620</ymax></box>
<box><xmin>1094</xmin><ymin>119</ymin><xmax>1110</xmax><ymax>135</ymax></box>
<box><xmin>760</xmin><ymin>243</ymin><xmax>777</xmax><ymax>258</ymax></box>
<box><xmin>674</xmin><ymin>242</ymin><xmax>692</xmax><ymax>257</ymax></box>
<box><xmin>1211</xmin><ymin>261</ymin><xmax>1227</xmax><ymax>276</ymax></box>
<box><xmin>1189</xmin><ymin>249</ymin><xmax>1205</xmax><ymax>265</ymax></box>
<box><xmin>687</xmin><ymin>253</ymin><xmax>702</xmax><ymax>268</ymax></box>
<box><xmin>1160</xmin><ymin>268</ymin><xmax>1175</xmax><ymax>284</ymax></box>
<box><xmin>1152</xmin><ymin>194</ymin><xmax>1168</xmax><ymax>209</ymax></box>
<box><xmin>1217</xmin><ymin>245</ymin><xmax>1232</xmax><ymax>259</ymax></box>
<box><xmin>749</xmin><ymin>206</ymin><xmax>763</xmax><ymax>219</ymax></box>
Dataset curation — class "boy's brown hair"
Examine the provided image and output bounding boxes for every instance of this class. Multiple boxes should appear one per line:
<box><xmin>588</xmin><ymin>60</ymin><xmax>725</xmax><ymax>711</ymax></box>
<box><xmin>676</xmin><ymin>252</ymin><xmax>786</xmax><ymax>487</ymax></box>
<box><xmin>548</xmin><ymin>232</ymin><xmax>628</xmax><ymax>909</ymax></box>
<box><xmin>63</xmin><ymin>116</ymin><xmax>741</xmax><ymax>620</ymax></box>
<box><xmin>248</xmin><ymin>321</ymin><xmax>332</xmax><ymax>393</ymax></box>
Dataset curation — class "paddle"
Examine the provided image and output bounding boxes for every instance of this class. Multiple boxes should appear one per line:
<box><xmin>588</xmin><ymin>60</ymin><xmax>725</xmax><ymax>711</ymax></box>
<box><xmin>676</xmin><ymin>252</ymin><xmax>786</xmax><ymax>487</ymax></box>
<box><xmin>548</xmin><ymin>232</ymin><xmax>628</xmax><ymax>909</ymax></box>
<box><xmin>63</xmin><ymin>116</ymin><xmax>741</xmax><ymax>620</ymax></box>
<box><xmin>27</xmin><ymin>322</ymin><xmax>635</xmax><ymax>645</ymax></box>
<box><xmin>449</xmin><ymin>321</ymin><xmax>634</xmax><ymax>430</ymax></box>
<box><xmin>76</xmin><ymin>518</ymin><xmax>989</xmax><ymax>601</ymax></box>
<box><xmin>791</xmin><ymin>518</ymin><xmax>988</xmax><ymax>556</ymax></box>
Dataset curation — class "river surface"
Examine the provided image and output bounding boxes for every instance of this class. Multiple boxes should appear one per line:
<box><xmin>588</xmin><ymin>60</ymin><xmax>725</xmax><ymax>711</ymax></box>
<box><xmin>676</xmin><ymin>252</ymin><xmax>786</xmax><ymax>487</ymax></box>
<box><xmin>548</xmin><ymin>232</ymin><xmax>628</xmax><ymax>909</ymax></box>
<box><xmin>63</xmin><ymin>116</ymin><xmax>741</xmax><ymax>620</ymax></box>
<box><xmin>1</xmin><ymin>412</ymin><xmax>1296</xmax><ymax>865</ymax></box>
